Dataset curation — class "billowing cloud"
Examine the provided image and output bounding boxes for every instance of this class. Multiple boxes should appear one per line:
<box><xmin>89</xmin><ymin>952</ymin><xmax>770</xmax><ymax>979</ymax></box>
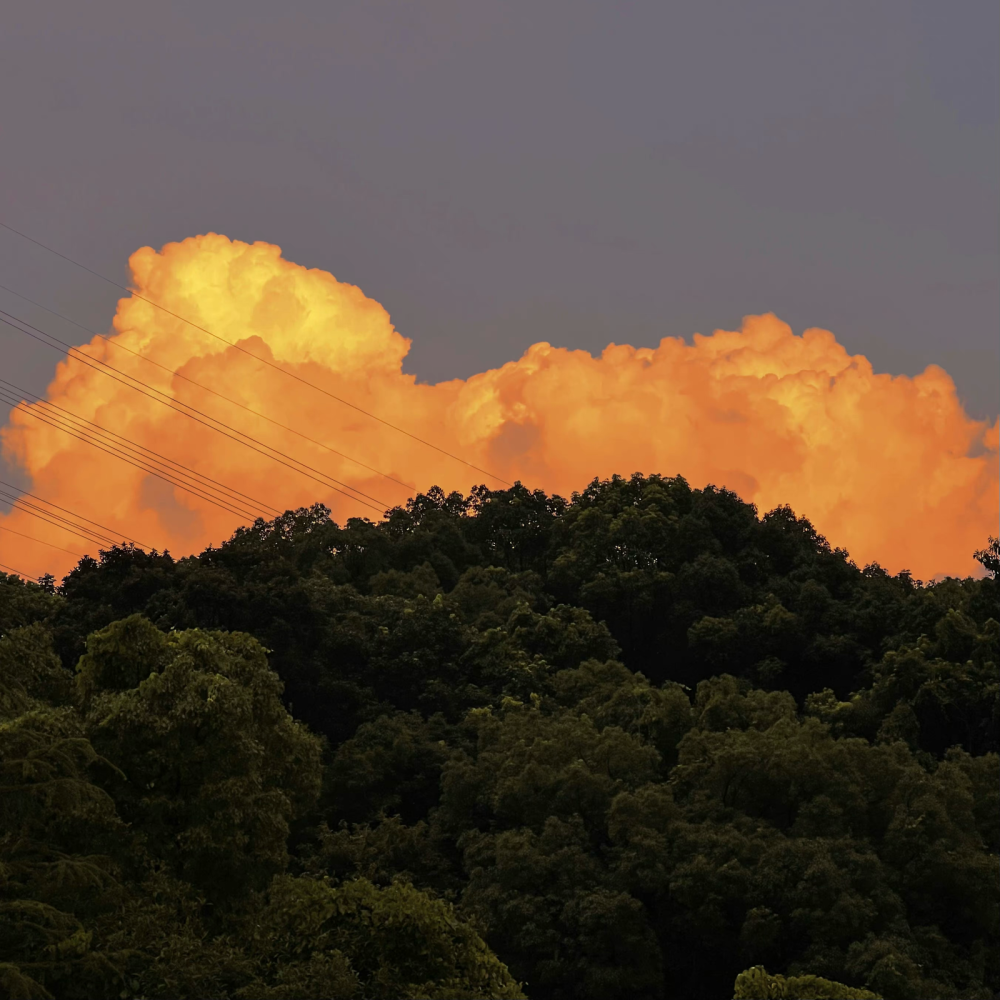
<box><xmin>2</xmin><ymin>234</ymin><xmax>996</xmax><ymax>581</ymax></box>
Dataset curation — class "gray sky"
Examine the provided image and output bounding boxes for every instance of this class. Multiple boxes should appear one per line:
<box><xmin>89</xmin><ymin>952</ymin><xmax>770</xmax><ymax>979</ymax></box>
<box><xmin>1</xmin><ymin>0</ymin><xmax>997</xmax><ymax>489</ymax></box>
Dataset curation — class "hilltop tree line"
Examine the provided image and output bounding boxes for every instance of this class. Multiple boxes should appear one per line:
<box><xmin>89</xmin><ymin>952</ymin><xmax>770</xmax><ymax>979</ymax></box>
<box><xmin>1</xmin><ymin>474</ymin><xmax>997</xmax><ymax>1000</ymax></box>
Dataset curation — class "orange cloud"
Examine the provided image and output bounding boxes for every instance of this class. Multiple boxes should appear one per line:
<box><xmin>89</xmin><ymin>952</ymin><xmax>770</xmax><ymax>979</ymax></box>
<box><xmin>2</xmin><ymin>234</ymin><xmax>996</xmax><ymax>582</ymax></box>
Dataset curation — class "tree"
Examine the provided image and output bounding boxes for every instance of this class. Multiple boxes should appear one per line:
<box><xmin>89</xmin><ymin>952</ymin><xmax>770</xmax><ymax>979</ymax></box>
<box><xmin>5</xmin><ymin>478</ymin><xmax>995</xmax><ymax>999</ymax></box>
<box><xmin>973</xmin><ymin>537</ymin><xmax>1000</xmax><ymax>579</ymax></box>
<box><xmin>733</xmin><ymin>964</ymin><xmax>882</xmax><ymax>998</ymax></box>
<box><xmin>0</xmin><ymin>572</ymin><xmax>59</xmax><ymax>635</ymax></box>
<box><xmin>76</xmin><ymin>615</ymin><xmax>323</xmax><ymax>901</ymax></box>
<box><xmin>239</xmin><ymin>875</ymin><xmax>526</xmax><ymax>999</ymax></box>
<box><xmin>0</xmin><ymin>700</ymin><xmax>125</xmax><ymax>999</ymax></box>
<box><xmin>437</xmin><ymin>691</ymin><xmax>666</xmax><ymax>998</ymax></box>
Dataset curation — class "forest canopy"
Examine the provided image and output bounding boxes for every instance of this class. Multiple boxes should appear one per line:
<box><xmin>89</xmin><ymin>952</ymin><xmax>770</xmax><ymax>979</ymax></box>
<box><xmin>1</xmin><ymin>474</ymin><xmax>997</xmax><ymax>1000</ymax></box>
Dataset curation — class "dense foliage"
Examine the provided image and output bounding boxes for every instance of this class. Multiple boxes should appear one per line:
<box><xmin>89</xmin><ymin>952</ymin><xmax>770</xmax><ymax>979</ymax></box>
<box><xmin>1</xmin><ymin>474</ymin><xmax>997</xmax><ymax>999</ymax></box>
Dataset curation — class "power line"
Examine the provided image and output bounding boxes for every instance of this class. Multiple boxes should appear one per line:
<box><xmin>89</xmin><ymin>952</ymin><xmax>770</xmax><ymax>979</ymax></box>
<box><xmin>0</xmin><ymin>524</ymin><xmax>83</xmax><ymax>556</ymax></box>
<box><xmin>0</xmin><ymin>478</ymin><xmax>148</xmax><ymax>550</ymax></box>
<box><xmin>0</xmin><ymin>389</ymin><xmax>269</xmax><ymax>524</ymax></box>
<box><xmin>0</xmin><ymin>307</ymin><xmax>387</xmax><ymax>511</ymax></box>
<box><xmin>0</xmin><ymin>221</ymin><xmax>511</xmax><ymax>486</ymax></box>
<box><xmin>0</xmin><ymin>385</ymin><xmax>267</xmax><ymax>522</ymax></box>
<box><xmin>0</xmin><ymin>559</ymin><xmax>37</xmax><ymax>581</ymax></box>
<box><xmin>0</xmin><ymin>310</ymin><xmax>388</xmax><ymax>515</ymax></box>
<box><xmin>0</xmin><ymin>482</ymin><xmax>123</xmax><ymax>547</ymax></box>
<box><xmin>0</xmin><ymin>379</ymin><xmax>282</xmax><ymax>523</ymax></box>
<box><xmin>0</xmin><ymin>281</ymin><xmax>417</xmax><ymax>495</ymax></box>
<box><xmin>0</xmin><ymin>485</ymin><xmax>110</xmax><ymax>550</ymax></box>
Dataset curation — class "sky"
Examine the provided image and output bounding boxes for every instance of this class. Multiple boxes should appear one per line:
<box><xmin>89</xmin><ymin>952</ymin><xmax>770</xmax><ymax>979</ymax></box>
<box><xmin>0</xmin><ymin>1</ymin><xmax>997</xmax><ymax>510</ymax></box>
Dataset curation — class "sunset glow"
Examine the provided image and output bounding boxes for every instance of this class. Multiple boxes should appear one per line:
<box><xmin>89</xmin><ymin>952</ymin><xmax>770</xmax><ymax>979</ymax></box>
<box><xmin>2</xmin><ymin>234</ymin><xmax>997</xmax><ymax>581</ymax></box>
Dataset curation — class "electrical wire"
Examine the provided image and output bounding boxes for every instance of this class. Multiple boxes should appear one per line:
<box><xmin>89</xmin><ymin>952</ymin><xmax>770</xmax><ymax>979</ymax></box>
<box><xmin>0</xmin><ymin>307</ymin><xmax>386</xmax><ymax>511</ymax></box>
<box><xmin>0</xmin><ymin>380</ymin><xmax>281</xmax><ymax>523</ymax></box>
<box><xmin>0</xmin><ymin>559</ymin><xmax>36</xmax><ymax>581</ymax></box>
<box><xmin>0</xmin><ymin>485</ymin><xmax>119</xmax><ymax>550</ymax></box>
<box><xmin>0</xmin><ymin>221</ymin><xmax>511</xmax><ymax>486</ymax></box>
<box><xmin>0</xmin><ymin>478</ymin><xmax>148</xmax><ymax>549</ymax></box>
<box><xmin>0</xmin><ymin>401</ymin><xmax>264</xmax><ymax>525</ymax></box>
<box><xmin>0</xmin><ymin>281</ymin><xmax>417</xmax><ymax>495</ymax></box>
<box><xmin>0</xmin><ymin>524</ymin><xmax>83</xmax><ymax>556</ymax></box>
<box><xmin>0</xmin><ymin>310</ymin><xmax>388</xmax><ymax>515</ymax></box>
